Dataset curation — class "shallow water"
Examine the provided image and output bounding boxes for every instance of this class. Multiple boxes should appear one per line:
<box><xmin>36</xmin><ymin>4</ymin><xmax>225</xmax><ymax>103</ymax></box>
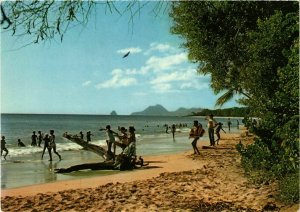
<box><xmin>1</xmin><ymin>114</ymin><xmax>243</xmax><ymax>189</ymax></box>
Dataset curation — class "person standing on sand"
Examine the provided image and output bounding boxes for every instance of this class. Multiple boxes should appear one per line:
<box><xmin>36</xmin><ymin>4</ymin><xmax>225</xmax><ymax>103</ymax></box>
<box><xmin>206</xmin><ymin>114</ymin><xmax>218</xmax><ymax>146</ymax></box>
<box><xmin>189</xmin><ymin>121</ymin><xmax>205</xmax><ymax>155</ymax></box>
<box><xmin>49</xmin><ymin>130</ymin><xmax>62</xmax><ymax>161</ymax></box>
<box><xmin>237</xmin><ymin>120</ymin><xmax>240</xmax><ymax>129</ymax></box>
<box><xmin>31</xmin><ymin>131</ymin><xmax>37</xmax><ymax>146</ymax></box>
<box><xmin>171</xmin><ymin>124</ymin><xmax>176</xmax><ymax>140</ymax></box>
<box><xmin>215</xmin><ymin>122</ymin><xmax>226</xmax><ymax>145</ymax></box>
<box><xmin>1</xmin><ymin>136</ymin><xmax>9</xmax><ymax>160</ymax></box>
<box><xmin>227</xmin><ymin>118</ymin><xmax>232</xmax><ymax>133</ymax></box>
<box><xmin>41</xmin><ymin>134</ymin><xmax>52</xmax><ymax>161</ymax></box>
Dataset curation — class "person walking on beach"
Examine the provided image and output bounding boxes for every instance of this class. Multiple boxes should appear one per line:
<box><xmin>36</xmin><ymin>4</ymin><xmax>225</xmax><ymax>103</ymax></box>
<box><xmin>49</xmin><ymin>130</ymin><xmax>62</xmax><ymax>160</ymax></box>
<box><xmin>31</xmin><ymin>131</ymin><xmax>37</xmax><ymax>146</ymax></box>
<box><xmin>171</xmin><ymin>124</ymin><xmax>176</xmax><ymax>140</ymax></box>
<box><xmin>41</xmin><ymin>134</ymin><xmax>52</xmax><ymax>161</ymax></box>
<box><xmin>189</xmin><ymin>121</ymin><xmax>205</xmax><ymax>155</ymax></box>
<box><xmin>206</xmin><ymin>114</ymin><xmax>218</xmax><ymax>146</ymax></box>
<box><xmin>38</xmin><ymin>131</ymin><xmax>43</xmax><ymax>147</ymax></box>
<box><xmin>237</xmin><ymin>120</ymin><xmax>240</xmax><ymax>129</ymax></box>
<box><xmin>227</xmin><ymin>118</ymin><xmax>232</xmax><ymax>133</ymax></box>
<box><xmin>215</xmin><ymin>122</ymin><xmax>226</xmax><ymax>145</ymax></box>
<box><xmin>17</xmin><ymin>139</ymin><xmax>26</xmax><ymax>147</ymax></box>
<box><xmin>1</xmin><ymin>136</ymin><xmax>9</xmax><ymax>160</ymax></box>
<box><xmin>165</xmin><ymin>124</ymin><xmax>169</xmax><ymax>134</ymax></box>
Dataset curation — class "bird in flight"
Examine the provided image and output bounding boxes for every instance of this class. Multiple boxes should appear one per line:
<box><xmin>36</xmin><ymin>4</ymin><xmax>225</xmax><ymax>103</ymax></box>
<box><xmin>123</xmin><ymin>51</ymin><xmax>130</xmax><ymax>58</ymax></box>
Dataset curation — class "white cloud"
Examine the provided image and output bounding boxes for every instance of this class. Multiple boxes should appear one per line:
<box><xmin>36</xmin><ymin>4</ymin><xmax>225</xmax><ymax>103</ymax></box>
<box><xmin>138</xmin><ymin>52</ymin><xmax>188</xmax><ymax>75</ymax></box>
<box><xmin>95</xmin><ymin>69</ymin><xmax>137</xmax><ymax>89</ymax></box>
<box><xmin>146</xmin><ymin>53</ymin><xmax>187</xmax><ymax>72</ymax></box>
<box><xmin>82</xmin><ymin>81</ymin><xmax>91</xmax><ymax>87</ymax></box>
<box><xmin>149</xmin><ymin>68</ymin><xmax>210</xmax><ymax>93</ymax></box>
<box><xmin>144</xmin><ymin>42</ymin><xmax>176</xmax><ymax>55</ymax></box>
<box><xmin>117</xmin><ymin>47</ymin><xmax>142</xmax><ymax>55</ymax></box>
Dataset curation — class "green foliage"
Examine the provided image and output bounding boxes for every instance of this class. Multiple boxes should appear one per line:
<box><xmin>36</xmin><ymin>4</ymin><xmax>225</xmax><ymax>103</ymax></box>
<box><xmin>278</xmin><ymin>172</ymin><xmax>300</xmax><ymax>204</ymax></box>
<box><xmin>193</xmin><ymin>107</ymin><xmax>249</xmax><ymax>117</ymax></box>
<box><xmin>171</xmin><ymin>1</ymin><xmax>299</xmax><ymax>203</ymax></box>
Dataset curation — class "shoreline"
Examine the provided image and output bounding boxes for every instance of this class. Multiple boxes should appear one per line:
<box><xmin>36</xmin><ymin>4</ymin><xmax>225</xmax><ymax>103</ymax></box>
<box><xmin>2</xmin><ymin>132</ymin><xmax>298</xmax><ymax>211</ymax></box>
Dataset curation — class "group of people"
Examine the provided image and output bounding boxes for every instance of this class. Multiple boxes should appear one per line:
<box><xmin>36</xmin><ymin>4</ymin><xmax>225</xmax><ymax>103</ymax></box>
<box><xmin>99</xmin><ymin>125</ymin><xmax>136</xmax><ymax>162</ymax></box>
<box><xmin>189</xmin><ymin>114</ymin><xmax>229</xmax><ymax>155</ymax></box>
<box><xmin>41</xmin><ymin>130</ymin><xmax>62</xmax><ymax>161</ymax></box>
<box><xmin>79</xmin><ymin>131</ymin><xmax>93</xmax><ymax>143</ymax></box>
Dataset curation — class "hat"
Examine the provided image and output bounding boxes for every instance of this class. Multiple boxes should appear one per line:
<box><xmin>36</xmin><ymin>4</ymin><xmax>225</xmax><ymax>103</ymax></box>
<box><xmin>129</xmin><ymin>126</ymin><xmax>135</xmax><ymax>132</ymax></box>
<box><xmin>106</xmin><ymin>125</ymin><xmax>111</xmax><ymax>130</ymax></box>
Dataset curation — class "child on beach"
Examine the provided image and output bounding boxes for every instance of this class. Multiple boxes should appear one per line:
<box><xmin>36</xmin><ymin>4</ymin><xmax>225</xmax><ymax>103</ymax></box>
<box><xmin>189</xmin><ymin>121</ymin><xmax>205</xmax><ymax>155</ymax></box>
<box><xmin>215</xmin><ymin>122</ymin><xmax>226</xmax><ymax>145</ymax></box>
<box><xmin>1</xmin><ymin>136</ymin><xmax>9</xmax><ymax>160</ymax></box>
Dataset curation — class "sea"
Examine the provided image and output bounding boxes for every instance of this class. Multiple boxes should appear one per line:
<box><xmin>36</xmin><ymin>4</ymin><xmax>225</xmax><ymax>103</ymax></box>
<box><xmin>0</xmin><ymin>114</ymin><xmax>243</xmax><ymax>189</ymax></box>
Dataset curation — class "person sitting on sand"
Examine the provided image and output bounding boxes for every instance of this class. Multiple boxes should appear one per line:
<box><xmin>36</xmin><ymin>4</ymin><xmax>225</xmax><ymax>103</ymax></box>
<box><xmin>17</xmin><ymin>139</ymin><xmax>26</xmax><ymax>147</ymax></box>
<box><xmin>215</xmin><ymin>122</ymin><xmax>226</xmax><ymax>145</ymax></box>
<box><xmin>189</xmin><ymin>121</ymin><xmax>205</xmax><ymax>155</ymax></box>
<box><xmin>49</xmin><ymin>130</ymin><xmax>62</xmax><ymax>161</ymax></box>
<box><xmin>41</xmin><ymin>134</ymin><xmax>52</xmax><ymax>161</ymax></box>
<box><xmin>1</xmin><ymin>136</ymin><xmax>9</xmax><ymax>160</ymax></box>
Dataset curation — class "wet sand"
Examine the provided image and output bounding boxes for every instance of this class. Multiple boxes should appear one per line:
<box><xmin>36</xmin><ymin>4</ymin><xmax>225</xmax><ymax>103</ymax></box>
<box><xmin>1</xmin><ymin>133</ymin><xmax>298</xmax><ymax>211</ymax></box>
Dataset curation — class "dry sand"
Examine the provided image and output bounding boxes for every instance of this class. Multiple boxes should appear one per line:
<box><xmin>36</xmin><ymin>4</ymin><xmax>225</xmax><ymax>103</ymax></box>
<box><xmin>1</xmin><ymin>133</ymin><xmax>299</xmax><ymax>211</ymax></box>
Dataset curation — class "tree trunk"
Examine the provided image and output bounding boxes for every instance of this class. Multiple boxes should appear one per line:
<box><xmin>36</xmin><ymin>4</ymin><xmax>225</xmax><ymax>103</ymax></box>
<box><xmin>55</xmin><ymin>161</ymin><xmax>115</xmax><ymax>173</ymax></box>
<box><xmin>63</xmin><ymin>133</ymin><xmax>107</xmax><ymax>159</ymax></box>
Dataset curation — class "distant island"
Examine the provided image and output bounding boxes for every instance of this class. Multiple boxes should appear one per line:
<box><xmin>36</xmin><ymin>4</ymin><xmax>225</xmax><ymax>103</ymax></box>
<box><xmin>130</xmin><ymin>104</ymin><xmax>249</xmax><ymax>117</ymax></box>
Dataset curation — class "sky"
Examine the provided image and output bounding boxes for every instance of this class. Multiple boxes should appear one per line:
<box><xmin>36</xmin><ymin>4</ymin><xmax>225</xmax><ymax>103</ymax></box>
<box><xmin>1</xmin><ymin>2</ymin><xmax>240</xmax><ymax>115</ymax></box>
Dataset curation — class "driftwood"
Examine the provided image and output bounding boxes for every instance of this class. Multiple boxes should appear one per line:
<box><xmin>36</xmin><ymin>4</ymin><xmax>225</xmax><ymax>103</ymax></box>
<box><xmin>63</xmin><ymin>133</ymin><xmax>107</xmax><ymax>159</ymax></box>
<box><xmin>202</xmin><ymin>146</ymin><xmax>235</xmax><ymax>150</ymax></box>
<box><xmin>58</xmin><ymin>133</ymin><xmax>148</xmax><ymax>173</ymax></box>
<box><xmin>55</xmin><ymin>161</ymin><xmax>115</xmax><ymax>173</ymax></box>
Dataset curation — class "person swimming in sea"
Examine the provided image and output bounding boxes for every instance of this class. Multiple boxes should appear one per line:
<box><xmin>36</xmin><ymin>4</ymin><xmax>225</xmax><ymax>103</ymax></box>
<box><xmin>17</xmin><ymin>139</ymin><xmax>26</xmax><ymax>147</ymax></box>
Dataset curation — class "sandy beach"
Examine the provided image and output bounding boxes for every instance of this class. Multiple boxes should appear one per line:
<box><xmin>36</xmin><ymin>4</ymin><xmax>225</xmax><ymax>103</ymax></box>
<box><xmin>1</xmin><ymin>132</ymin><xmax>298</xmax><ymax>211</ymax></box>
